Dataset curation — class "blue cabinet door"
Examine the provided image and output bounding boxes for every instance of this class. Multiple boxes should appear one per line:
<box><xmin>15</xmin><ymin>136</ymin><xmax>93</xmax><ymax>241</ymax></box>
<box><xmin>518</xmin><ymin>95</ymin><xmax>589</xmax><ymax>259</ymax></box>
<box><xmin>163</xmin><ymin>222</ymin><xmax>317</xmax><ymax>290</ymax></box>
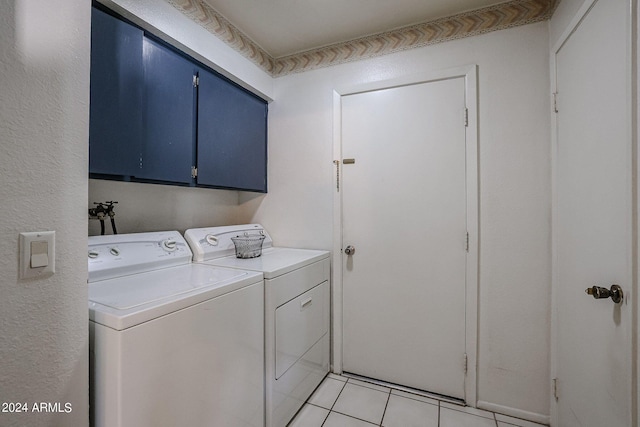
<box><xmin>89</xmin><ymin>7</ymin><xmax>143</xmax><ymax>177</ymax></box>
<box><xmin>137</xmin><ymin>37</ymin><xmax>196</xmax><ymax>184</ymax></box>
<box><xmin>90</xmin><ymin>8</ymin><xmax>268</xmax><ymax>190</ymax></box>
<box><xmin>197</xmin><ymin>68</ymin><xmax>268</xmax><ymax>192</ymax></box>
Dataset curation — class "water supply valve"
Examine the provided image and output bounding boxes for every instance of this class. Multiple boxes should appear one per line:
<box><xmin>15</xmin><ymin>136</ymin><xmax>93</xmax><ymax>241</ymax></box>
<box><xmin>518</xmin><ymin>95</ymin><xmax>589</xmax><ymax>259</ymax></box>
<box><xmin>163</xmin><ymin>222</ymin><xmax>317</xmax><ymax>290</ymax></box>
<box><xmin>89</xmin><ymin>201</ymin><xmax>118</xmax><ymax>235</ymax></box>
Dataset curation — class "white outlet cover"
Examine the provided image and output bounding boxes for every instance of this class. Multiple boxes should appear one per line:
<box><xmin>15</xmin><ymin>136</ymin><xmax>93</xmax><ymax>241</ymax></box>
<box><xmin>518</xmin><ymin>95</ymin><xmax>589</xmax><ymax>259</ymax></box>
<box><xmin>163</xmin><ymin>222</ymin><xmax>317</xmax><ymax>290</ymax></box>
<box><xmin>19</xmin><ymin>231</ymin><xmax>55</xmax><ymax>279</ymax></box>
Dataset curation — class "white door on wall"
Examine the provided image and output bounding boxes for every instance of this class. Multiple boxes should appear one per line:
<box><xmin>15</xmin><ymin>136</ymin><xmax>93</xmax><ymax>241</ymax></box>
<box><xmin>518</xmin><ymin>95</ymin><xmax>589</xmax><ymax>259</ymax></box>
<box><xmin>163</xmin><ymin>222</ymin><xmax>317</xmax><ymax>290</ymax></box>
<box><xmin>341</xmin><ymin>75</ymin><xmax>472</xmax><ymax>400</ymax></box>
<box><xmin>553</xmin><ymin>0</ymin><xmax>633</xmax><ymax>426</ymax></box>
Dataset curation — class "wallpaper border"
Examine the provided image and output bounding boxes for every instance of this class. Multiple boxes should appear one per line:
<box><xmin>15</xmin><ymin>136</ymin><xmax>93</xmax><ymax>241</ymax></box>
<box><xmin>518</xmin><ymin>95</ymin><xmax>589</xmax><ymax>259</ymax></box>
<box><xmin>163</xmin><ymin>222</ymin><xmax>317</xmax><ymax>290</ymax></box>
<box><xmin>167</xmin><ymin>0</ymin><xmax>558</xmax><ymax>77</ymax></box>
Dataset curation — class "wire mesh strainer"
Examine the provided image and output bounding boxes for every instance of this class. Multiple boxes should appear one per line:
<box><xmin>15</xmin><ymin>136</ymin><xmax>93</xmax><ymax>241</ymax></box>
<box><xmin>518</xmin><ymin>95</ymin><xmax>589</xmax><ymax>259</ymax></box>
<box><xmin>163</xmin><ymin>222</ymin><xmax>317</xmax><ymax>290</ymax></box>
<box><xmin>231</xmin><ymin>234</ymin><xmax>265</xmax><ymax>259</ymax></box>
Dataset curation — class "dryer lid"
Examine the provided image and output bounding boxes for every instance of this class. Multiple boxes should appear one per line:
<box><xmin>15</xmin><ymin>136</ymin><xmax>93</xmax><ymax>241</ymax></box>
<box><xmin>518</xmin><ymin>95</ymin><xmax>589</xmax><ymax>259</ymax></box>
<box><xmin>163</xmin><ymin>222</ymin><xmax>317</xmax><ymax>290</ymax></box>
<box><xmin>205</xmin><ymin>247</ymin><xmax>329</xmax><ymax>279</ymax></box>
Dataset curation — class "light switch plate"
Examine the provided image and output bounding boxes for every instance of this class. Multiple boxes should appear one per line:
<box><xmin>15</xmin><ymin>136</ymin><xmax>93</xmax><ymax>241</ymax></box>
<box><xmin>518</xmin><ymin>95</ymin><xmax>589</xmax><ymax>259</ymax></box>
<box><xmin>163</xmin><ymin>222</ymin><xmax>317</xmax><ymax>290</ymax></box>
<box><xmin>19</xmin><ymin>231</ymin><xmax>55</xmax><ymax>279</ymax></box>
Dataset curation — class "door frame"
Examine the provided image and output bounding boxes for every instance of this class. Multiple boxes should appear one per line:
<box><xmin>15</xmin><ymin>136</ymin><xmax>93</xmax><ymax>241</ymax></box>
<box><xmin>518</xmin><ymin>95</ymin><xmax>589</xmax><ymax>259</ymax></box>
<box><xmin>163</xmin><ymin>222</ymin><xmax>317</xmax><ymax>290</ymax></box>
<box><xmin>331</xmin><ymin>65</ymin><xmax>479</xmax><ymax>405</ymax></box>
<box><xmin>549</xmin><ymin>0</ymin><xmax>637</xmax><ymax>425</ymax></box>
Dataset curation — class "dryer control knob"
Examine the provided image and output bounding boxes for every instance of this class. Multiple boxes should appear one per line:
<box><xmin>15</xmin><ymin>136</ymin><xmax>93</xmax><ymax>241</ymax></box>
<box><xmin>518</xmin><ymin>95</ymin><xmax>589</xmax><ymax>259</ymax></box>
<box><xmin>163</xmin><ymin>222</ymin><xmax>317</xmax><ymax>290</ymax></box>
<box><xmin>162</xmin><ymin>239</ymin><xmax>177</xmax><ymax>251</ymax></box>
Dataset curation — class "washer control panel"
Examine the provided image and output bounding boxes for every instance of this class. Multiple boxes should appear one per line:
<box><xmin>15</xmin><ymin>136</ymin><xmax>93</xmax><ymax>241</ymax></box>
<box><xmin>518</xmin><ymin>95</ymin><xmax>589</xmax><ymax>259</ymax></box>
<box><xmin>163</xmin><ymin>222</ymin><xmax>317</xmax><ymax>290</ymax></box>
<box><xmin>88</xmin><ymin>231</ymin><xmax>192</xmax><ymax>282</ymax></box>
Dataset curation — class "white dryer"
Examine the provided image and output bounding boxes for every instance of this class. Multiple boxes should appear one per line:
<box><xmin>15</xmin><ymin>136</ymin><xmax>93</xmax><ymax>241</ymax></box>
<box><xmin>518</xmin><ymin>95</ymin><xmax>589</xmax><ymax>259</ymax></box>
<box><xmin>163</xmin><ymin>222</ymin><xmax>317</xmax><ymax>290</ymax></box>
<box><xmin>88</xmin><ymin>231</ymin><xmax>264</xmax><ymax>427</ymax></box>
<box><xmin>185</xmin><ymin>224</ymin><xmax>330</xmax><ymax>427</ymax></box>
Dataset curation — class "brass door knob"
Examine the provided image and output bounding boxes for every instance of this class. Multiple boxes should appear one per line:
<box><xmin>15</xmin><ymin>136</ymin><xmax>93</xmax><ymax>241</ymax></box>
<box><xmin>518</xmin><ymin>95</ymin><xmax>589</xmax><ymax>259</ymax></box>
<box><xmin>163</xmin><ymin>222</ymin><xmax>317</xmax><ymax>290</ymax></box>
<box><xmin>585</xmin><ymin>284</ymin><xmax>623</xmax><ymax>304</ymax></box>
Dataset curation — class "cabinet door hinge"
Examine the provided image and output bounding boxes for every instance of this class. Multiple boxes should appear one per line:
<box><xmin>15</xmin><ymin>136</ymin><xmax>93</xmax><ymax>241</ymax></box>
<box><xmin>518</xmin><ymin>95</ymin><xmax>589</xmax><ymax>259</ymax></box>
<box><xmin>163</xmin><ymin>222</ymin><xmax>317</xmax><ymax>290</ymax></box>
<box><xmin>193</xmin><ymin>75</ymin><xmax>199</xmax><ymax>87</ymax></box>
<box><xmin>553</xmin><ymin>92</ymin><xmax>558</xmax><ymax>113</ymax></box>
<box><xmin>191</xmin><ymin>166</ymin><xmax>198</xmax><ymax>178</ymax></box>
<box><xmin>465</xmin><ymin>232</ymin><xmax>469</xmax><ymax>252</ymax></box>
<box><xmin>553</xmin><ymin>378</ymin><xmax>559</xmax><ymax>400</ymax></box>
<box><xmin>464</xmin><ymin>108</ymin><xmax>469</xmax><ymax>127</ymax></box>
<box><xmin>463</xmin><ymin>353</ymin><xmax>468</xmax><ymax>373</ymax></box>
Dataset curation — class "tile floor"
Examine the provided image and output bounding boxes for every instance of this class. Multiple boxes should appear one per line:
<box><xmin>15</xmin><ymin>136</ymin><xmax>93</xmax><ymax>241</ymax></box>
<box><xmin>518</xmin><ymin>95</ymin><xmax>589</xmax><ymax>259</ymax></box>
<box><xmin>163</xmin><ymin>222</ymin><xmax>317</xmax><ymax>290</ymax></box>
<box><xmin>288</xmin><ymin>374</ymin><xmax>547</xmax><ymax>427</ymax></box>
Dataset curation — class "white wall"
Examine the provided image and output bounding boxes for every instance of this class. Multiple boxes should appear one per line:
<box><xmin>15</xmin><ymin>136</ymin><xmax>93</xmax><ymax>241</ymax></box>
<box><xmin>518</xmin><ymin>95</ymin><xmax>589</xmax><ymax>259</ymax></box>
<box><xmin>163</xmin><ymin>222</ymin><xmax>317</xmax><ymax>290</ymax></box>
<box><xmin>0</xmin><ymin>1</ymin><xmax>90</xmax><ymax>426</ymax></box>
<box><xmin>88</xmin><ymin>0</ymin><xmax>273</xmax><ymax>237</ymax></box>
<box><xmin>243</xmin><ymin>22</ymin><xmax>552</xmax><ymax>419</ymax></box>
<box><xmin>549</xmin><ymin>0</ymin><xmax>589</xmax><ymax>48</ymax></box>
<box><xmin>88</xmin><ymin>180</ymin><xmax>242</xmax><ymax>235</ymax></box>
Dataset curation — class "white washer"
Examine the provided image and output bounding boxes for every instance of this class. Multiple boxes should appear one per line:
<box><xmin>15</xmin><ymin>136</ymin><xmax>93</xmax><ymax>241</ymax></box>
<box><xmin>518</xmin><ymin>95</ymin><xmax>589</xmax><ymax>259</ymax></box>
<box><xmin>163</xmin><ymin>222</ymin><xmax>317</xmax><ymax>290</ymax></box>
<box><xmin>88</xmin><ymin>231</ymin><xmax>264</xmax><ymax>427</ymax></box>
<box><xmin>185</xmin><ymin>224</ymin><xmax>330</xmax><ymax>427</ymax></box>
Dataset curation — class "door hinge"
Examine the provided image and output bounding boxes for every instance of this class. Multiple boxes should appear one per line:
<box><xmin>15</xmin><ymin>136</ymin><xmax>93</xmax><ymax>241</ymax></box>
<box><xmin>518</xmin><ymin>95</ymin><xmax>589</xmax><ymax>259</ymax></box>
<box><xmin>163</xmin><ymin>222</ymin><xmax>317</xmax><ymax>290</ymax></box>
<box><xmin>553</xmin><ymin>92</ymin><xmax>558</xmax><ymax>113</ymax></box>
<box><xmin>463</xmin><ymin>353</ymin><xmax>468</xmax><ymax>373</ymax></box>
<box><xmin>193</xmin><ymin>75</ymin><xmax>199</xmax><ymax>87</ymax></box>
<box><xmin>465</xmin><ymin>232</ymin><xmax>469</xmax><ymax>252</ymax></box>
<box><xmin>464</xmin><ymin>108</ymin><xmax>469</xmax><ymax>127</ymax></box>
<box><xmin>553</xmin><ymin>378</ymin><xmax>559</xmax><ymax>400</ymax></box>
<box><xmin>191</xmin><ymin>166</ymin><xmax>198</xmax><ymax>178</ymax></box>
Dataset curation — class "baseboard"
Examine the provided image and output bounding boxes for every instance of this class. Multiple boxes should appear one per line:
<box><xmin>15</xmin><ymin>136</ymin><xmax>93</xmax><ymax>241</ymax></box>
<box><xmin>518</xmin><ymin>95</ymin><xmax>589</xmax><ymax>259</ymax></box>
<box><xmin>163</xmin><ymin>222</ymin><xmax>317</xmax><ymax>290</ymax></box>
<box><xmin>477</xmin><ymin>400</ymin><xmax>550</xmax><ymax>425</ymax></box>
<box><xmin>341</xmin><ymin>371</ymin><xmax>464</xmax><ymax>406</ymax></box>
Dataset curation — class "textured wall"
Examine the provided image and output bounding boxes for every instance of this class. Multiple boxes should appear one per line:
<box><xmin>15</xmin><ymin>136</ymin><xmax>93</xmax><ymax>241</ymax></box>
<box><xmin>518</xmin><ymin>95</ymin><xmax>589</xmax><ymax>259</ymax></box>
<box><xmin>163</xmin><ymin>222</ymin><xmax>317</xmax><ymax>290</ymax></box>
<box><xmin>245</xmin><ymin>22</ymin><xmax>552</xmax><ymax>420</ymax></box>
<box><xmin>0</xmin><ymin>1</ymin><xmax>90</xmax><ymax>426</ymax></box>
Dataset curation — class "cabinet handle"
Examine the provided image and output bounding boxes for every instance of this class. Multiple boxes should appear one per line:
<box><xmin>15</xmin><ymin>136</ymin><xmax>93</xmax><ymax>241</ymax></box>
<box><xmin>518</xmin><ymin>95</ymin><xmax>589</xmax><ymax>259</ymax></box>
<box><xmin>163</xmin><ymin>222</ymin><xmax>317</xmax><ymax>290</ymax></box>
<box><xmin>301</xmin><ymin>298</ymin><xmax>313</xmax><ymax>310</ymax></box>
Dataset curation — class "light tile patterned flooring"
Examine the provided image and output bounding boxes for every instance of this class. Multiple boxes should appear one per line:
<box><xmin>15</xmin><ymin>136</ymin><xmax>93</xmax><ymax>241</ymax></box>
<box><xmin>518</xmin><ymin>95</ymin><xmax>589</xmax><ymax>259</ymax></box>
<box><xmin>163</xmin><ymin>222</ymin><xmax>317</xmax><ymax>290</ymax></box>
<box><xmin>288</xmin><ymin>374</ymin><xmax>547</xmax><ymax>427</ymax></box>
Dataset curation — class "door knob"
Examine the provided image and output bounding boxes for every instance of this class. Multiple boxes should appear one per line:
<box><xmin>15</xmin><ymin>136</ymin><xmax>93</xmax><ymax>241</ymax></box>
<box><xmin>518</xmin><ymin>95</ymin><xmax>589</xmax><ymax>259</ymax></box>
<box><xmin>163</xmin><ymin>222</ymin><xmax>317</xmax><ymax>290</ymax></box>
<box><xmin>585</xmin><ymin>284</ymin><xmax>623</xmax><ymax>304</ymax></box>
<box><xmin>344</xmin><ymin>245</ymin><xmax>355</xmax><ymax>255</ymax></box>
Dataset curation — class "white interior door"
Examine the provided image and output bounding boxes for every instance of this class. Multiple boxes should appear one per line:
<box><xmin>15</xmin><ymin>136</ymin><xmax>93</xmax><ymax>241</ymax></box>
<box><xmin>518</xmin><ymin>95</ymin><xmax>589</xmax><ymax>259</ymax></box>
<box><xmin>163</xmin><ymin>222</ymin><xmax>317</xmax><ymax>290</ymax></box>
<box><xmin>341</xmin><ymin>76</ymin><xmax>469</xmax><ymax>400</ymax></box>
<box><xmin>553</xmin><ymin>0</ymin><xmax>633</xmax><ymax>425</ymax></box>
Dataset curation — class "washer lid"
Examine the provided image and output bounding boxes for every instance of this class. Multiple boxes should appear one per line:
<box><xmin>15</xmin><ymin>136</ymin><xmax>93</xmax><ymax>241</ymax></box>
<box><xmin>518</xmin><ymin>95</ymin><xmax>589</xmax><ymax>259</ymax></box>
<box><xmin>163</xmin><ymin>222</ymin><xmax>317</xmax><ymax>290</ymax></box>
<box><xmin>89</xmin><ymin>264</ymin><xmax>262</xmax><ymax>330</ymax></box>
<box><xmin>203</xmin><ymin>247</ymin><xmax>329</xmax><ymax>279</ymax></box>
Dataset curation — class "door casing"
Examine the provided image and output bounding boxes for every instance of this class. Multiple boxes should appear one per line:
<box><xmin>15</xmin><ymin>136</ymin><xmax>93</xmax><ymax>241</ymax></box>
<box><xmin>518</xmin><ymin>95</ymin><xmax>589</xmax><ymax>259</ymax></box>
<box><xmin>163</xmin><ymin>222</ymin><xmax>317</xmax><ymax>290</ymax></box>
<box><xmin>331</xmin><ymin>65</ymin><xmax>479</xmax><ymax>406</ymax></box>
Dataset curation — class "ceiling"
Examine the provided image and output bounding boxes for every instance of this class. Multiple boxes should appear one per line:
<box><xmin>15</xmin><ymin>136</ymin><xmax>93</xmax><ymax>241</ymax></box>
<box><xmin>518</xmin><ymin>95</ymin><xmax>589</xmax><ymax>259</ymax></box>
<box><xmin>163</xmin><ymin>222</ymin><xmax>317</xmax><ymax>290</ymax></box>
<box><xmin>200</xmin><ymin>0</ymin><xmax>512</xmax><ymax>58</ymax></box>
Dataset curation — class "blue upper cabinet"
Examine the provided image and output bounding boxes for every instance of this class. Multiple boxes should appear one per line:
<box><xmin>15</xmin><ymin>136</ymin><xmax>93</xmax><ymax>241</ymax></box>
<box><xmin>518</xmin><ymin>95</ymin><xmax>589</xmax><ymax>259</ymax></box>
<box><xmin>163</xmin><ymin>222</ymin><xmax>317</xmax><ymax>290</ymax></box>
<box><xmin>89</xmin><ymin>6</ymin><xmax>268</xmax><ymax>191</ymax></box>
<box><xmin>197</xmin><ymin>68</ymin><xmax>268</xmax><ymax>192</ymax></box>
<box><xmin>137</xmin><ymin>37</ymin><xmax>196</xmax><ymax>184</ymax></box>
<box><xmin>89</xmin><ymin>7</ymin><xmax>143</xmax><ymax>177</ymax></box>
